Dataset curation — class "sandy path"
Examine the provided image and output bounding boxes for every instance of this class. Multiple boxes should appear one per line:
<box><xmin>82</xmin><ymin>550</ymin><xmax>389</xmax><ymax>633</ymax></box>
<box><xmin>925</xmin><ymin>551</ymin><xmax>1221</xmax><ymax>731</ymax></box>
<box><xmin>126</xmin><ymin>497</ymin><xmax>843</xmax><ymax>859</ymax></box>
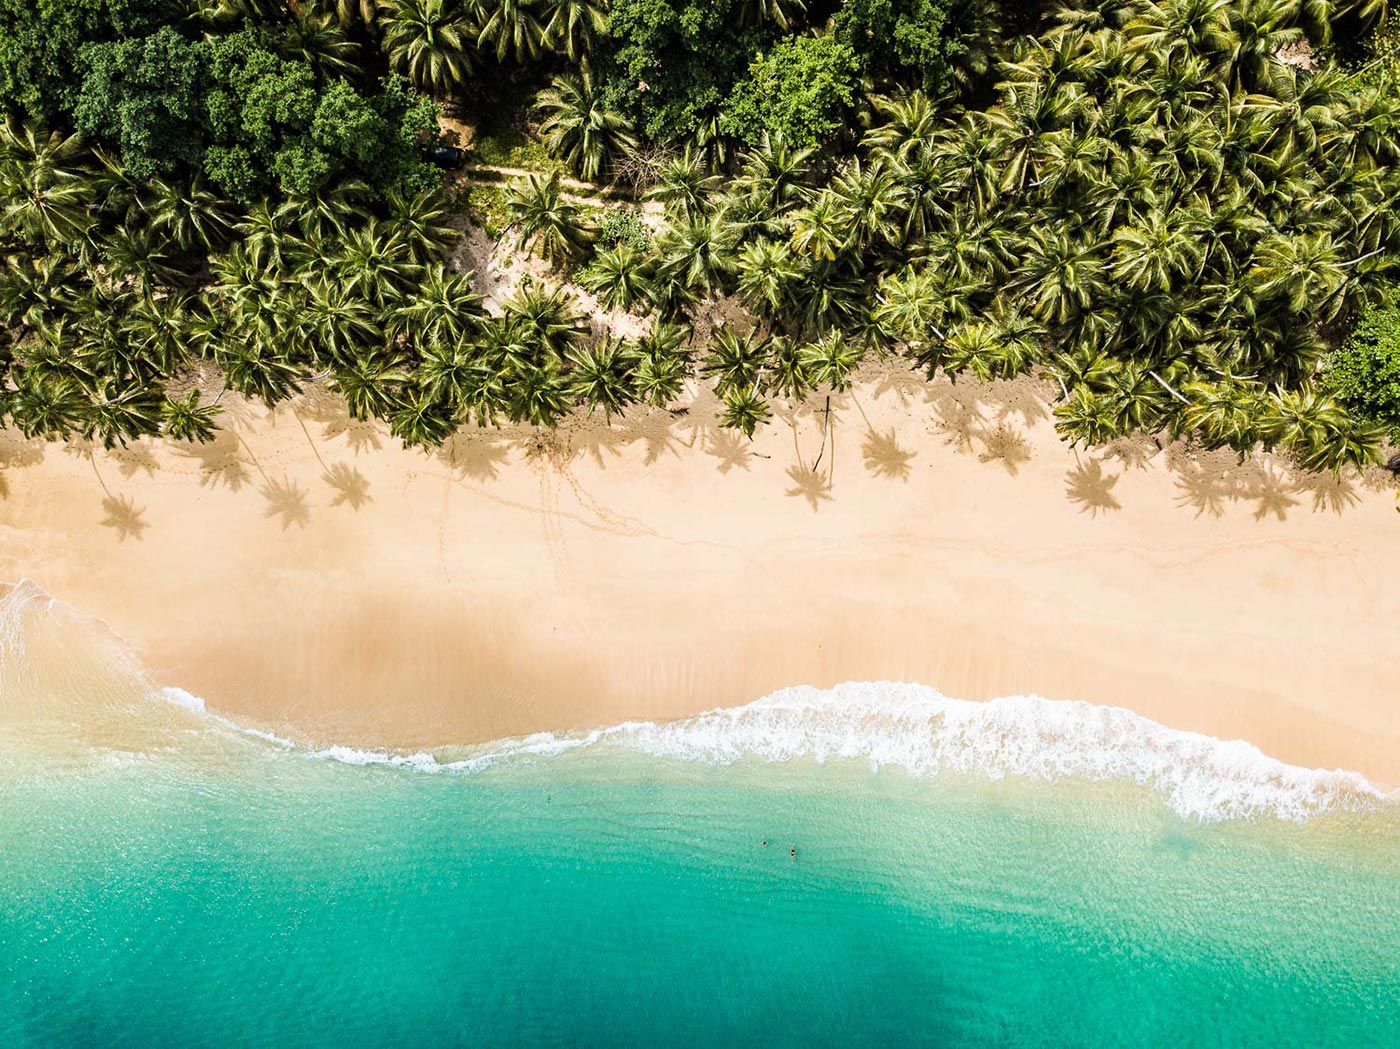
<box><xmin>1</xmin><ymin>368</ymin><xmax>1397</xmax><ymax>783</ymax></box>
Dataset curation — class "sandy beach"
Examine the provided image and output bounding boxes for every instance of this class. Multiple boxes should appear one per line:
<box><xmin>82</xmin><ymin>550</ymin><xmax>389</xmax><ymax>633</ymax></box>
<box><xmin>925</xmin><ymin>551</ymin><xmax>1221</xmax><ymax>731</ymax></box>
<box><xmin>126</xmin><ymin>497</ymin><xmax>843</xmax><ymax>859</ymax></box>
<box><xmin>1</xmin><ymin>365</ymin><xmax>1397</xmax><ymax>784</ymax></box>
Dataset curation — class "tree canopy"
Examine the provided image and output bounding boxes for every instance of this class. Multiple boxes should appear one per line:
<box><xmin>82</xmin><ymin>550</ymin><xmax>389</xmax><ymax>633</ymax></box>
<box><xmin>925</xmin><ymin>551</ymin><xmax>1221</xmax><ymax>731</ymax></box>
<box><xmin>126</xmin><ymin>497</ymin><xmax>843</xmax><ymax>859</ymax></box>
<box><xmin>0</xmin><ymin>0</ymin><xmax>1397</xmax><ymax>476</ymax></box>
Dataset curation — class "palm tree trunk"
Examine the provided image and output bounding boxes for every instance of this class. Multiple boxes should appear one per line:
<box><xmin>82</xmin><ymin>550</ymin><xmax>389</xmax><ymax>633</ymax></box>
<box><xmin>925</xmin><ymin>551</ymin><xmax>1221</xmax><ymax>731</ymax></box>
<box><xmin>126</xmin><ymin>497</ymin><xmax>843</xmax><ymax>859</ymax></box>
<box><xmin>812</xmin><ymin>395</ymin><xmax>831</xmax><ymax>471</ymax></box>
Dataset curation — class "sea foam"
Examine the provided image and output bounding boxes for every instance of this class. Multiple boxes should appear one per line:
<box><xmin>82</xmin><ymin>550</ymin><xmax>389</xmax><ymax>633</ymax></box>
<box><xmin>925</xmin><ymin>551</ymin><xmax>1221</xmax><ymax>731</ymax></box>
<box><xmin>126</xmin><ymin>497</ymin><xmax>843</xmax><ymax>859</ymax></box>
<box><xmin>197</xmin><ymin>682</ymin><xmax>1391</xmax><ymax>824</ymax></box>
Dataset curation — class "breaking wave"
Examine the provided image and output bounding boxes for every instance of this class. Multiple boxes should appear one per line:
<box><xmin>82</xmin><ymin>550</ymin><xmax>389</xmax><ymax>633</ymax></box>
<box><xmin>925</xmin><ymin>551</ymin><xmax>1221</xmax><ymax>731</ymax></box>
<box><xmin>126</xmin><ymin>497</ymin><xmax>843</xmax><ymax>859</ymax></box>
<box><xmin>2</xmin><ymin>578</ymin><xmax>1389</xmax><ymax>825</ymax></box>
<box><xmin>186</xmin><ymin>682</ymin><xmax>1393</xmax><ymax>825</ymax></box>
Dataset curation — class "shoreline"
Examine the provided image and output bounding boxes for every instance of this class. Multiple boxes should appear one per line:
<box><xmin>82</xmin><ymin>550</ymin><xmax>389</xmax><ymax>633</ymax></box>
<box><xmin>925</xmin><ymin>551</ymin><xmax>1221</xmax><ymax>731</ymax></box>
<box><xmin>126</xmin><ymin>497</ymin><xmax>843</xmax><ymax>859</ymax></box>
<box><xmin>2</xmin><ymin>367</ymin><xmax>1398</xmax><ymax>786</ymax></box>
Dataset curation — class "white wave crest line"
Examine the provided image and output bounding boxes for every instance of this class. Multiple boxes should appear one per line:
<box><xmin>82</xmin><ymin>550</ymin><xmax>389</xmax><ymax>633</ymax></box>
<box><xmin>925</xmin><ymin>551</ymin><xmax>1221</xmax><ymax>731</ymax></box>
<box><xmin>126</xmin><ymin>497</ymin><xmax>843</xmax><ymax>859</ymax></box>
<box><xmin>5</xmin><ymin>579</ymin><xmax>1389</xmax><ymax>825</ymax></box>
<box><xmin>167</xmin><ymin>681</ymin><xmax>1396</xmax><ymax>825</ymax></box>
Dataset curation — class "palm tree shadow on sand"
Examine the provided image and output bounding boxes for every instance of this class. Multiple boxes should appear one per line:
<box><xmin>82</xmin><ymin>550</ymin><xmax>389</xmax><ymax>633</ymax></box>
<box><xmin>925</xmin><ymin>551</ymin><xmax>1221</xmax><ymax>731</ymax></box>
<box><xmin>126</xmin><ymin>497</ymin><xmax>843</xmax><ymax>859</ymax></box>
<box><xmin>100</xmin><ymin>494</ymin><xmax>149</xmax><ymax>541</ymax></box>
<box><xmin>785</xmin><ymin>463</ymin><xmax>833</xmax><ymax>510</ymax></box>
<box><xmin>436</xmin><ymin>431</ymin><xmax>512</xmax><ymax>481</ymax></box>
<box><xmin>176</xmin><ymin>431</ymin><xmax>252</xmax><ymax>491</ymax></box>
<box><xmin>323</xmin><ymin>463</ymin><xmax>371</xmax><ymax>509</ymax></box>
<box><xmin>977</xmin><ymin>424</ymin><xmax>1033</xmax><ymax>475</ymax></box>
<box><xmin>861</xmin><ymin>427</ymin><xmax>916</xmax><ymax>481</ymax></box>
<box><xmin>110</xmin><ymin>439</ymin><xmax>160</xmax><ymax>479</ymax></box>
<box><xmin>705</xmin><ymin>429</ymin><xmax>753</xmax><ymax>474</ymax></box>
<box><xmin>1065</xmin><ymin>458</ymin><xmax>1122</xmax><ymax>515</ymax></box>
<box><xmin>261</xmin><ymin>477</ymin><xmax>311</xmax><ymax>529</ymax></box>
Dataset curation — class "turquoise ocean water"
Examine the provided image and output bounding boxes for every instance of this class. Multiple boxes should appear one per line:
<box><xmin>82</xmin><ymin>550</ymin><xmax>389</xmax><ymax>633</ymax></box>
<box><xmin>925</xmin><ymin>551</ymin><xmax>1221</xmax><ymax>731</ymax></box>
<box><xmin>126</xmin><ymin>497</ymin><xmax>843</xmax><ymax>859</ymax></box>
<box><xmin>1</xmin><ymin>584</ymin><xmax>1398</xmax><ymax>1047</ymax></box>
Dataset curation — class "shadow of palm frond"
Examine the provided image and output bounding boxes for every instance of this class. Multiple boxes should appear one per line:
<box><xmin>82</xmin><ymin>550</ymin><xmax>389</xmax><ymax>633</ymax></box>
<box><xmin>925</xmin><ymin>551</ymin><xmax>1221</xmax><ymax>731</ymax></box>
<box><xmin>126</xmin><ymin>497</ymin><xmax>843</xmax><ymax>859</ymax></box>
<box><xmin>437</xmin><ymin>431</ymin><xmax>513</xmax><ymax>481</ymax></box>
<box><xmin>1101</xmin><ymin>436</ymin><xmax>1160</xmax><ymax>471</ymax></box>
<box><xmin>100</xmin><ymin>494</ymin><xmax>148</xmax><ymax>541</ymax></box>
<box><xmin>62</xmin><ymin>436</ymin><xmax>96</xmax><ymax>460</ymax></box>
<box><xmin>785</xmin><ymin>463</ymin><xmax>833</xmax><ymax>511</ymax></box>
<box><xmin>981</xmin><ymin>376</ymin><xmax>1053</xmax><ymax>427</ymax></box>
<box><xmin>1247</xmin><ymin>463</ymin><xmax>1298</xmax><ymax>522</ymax></box>
<box><xmin>1065</xmin><ymin>459</ymin><xmax>1121</xmax><ymax>515</ymax></box>
<box><xmin>926</xmin><ymin>386</ymin><xmax>983</xmax><ymax>454</ymax></box>
<box><xmin>861</xmin><ymin>427</ymin><xmax>915</xmax><ymax>481</ymax></box>
<box><xmin>977</xmin><ymin>424</ymin><xmax>1033</xmax><ymax>476</ymax></box>
<box><xmin>176</xmin><ymin>431</ymin><xmax>252</xmax><ymax>492</ymax></box>
<box><xmin>1291</xmin><ymin>469</ymin><xmax>1361</xmax><ymax>515</ymax></box>
<box><xmin>261</xmin><ymin>477</ymin><xmax>311</xmax><ymax>529</ymax></box>
<box><xmin>323</xmin><ymin>463</ymin><xmax>371</xmax><ymax>509</ymax></box>
<box><xmin>321</xmin><ymin>414</ymin><xmax>383</xmax><ymax>454</ymax></box>
<box><xmin>0</xmin><ymin>432</ymin><xmax>44</xmax><ymax>469</ymax></box>
<box><xmin>704</xmin><ymin>429</ymin><xmax>752</xmax><ymax>474</ymax></box>
<box><xmin>111</xmin><ymin>439</ymin><xmax>160</xmax><ymax>479</ymax></box>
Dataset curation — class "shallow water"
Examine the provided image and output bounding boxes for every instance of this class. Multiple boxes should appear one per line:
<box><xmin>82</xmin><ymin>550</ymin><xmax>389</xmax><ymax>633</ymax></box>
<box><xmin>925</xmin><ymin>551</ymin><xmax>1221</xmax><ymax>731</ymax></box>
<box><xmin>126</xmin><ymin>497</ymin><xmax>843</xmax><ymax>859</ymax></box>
<box><xmin>1</xmin><ymin>584</ymin><xmax>1398</xmax><ymax>1047</ymax></box>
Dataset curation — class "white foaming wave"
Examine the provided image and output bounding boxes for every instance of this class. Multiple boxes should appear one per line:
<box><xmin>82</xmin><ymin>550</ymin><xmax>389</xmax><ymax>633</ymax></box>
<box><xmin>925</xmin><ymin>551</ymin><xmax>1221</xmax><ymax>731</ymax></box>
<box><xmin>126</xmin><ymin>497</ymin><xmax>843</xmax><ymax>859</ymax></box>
<box><xmin>161</xmin><ymin>687</ymin><xmax>298</xmax><ymax>749</ymax></box>
<box><xmin>180</xmin><ymin>680</ymin><xmax>1392</xmax><ymax>824</ymax></box>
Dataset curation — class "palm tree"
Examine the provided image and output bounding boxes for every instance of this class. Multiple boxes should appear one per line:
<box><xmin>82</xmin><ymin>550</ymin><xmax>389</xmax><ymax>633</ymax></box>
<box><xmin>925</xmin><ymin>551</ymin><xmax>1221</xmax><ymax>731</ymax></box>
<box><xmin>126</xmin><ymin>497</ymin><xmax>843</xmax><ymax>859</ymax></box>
<box><xmin>380</xmin><ymin>0</ymin><xmax>474</xmax><ymax>96</ymax></box>
<box><xmin>802</xmin><ymin>330</ymin><xmax>864</xmax><ymax>392</ymax></box>
<box><xmin>719</xmin><ymin>386</ymin><xmax>771</xmax><ymax>438</ymax></box>
<box><xmin>162</xmin><ymin>390</ymin><xmax>223</xmax><ymax>443</ymax></box>
<box><xmin>655</xmin><ymin>215</ymin><xmax>736</xmax><ymax>296</ymax></box>
<box><xmin>1248</xmin><ymin>232</ymin><xmax>1345</xmax><ymax>317</ymax></box>
<box><xmin>735</xmin><ymin>238</ymin><xmax>800</xmax><ymax>317</ymax></box>
<box><xmin>702</xmin><ymin>328</ymin><xmax>768</xmax><ymax>395</ymax></box>
<box><xmin>765</xmin><ymin>336</ymin><xmax>811</xmax><ymax>402</ymax></box>
<box><xmin>122</xmin><ymin>291</ymin><xmax>193</xmax><ymax>377</ymax></box>
<box><xmin>280</xmin><ymin>10</ymin><xmax>363</xmax><ymax>76</ymax></box>
<box><xmin>312</xmin><ymin>0</ymin><xmax>381</xmax><ymax>30</ymax></box>
<box><xmin>788</xmin><ymin>197</ymin><xmax>845</xmax><ymax>262</ymax></box>
<box><xmin>277</xmin><ymin>179</ymin><xmax>371</xmax><ymax>241</ymax></box>
<box><xmin>542</xmin><ymin>0</ymin><xmax>606</xmax><ymax>61</ymax></box>
<box><xmin>329</xmin><ymin>221</ymin><xmax>420</xmax><ymax>307</ymax></box>
<box><xmin>737</xmin><ymin>0</ymin><xmax>806</xmax><ymax>29</ymax></box>
<box><xmin>332</xmin><ymin>351</ymin><xmax>410</xmax><ymax>421</ymax></box>
<box><xmin>505</xmin><ymin>172</ymin><xmax>590</xmax><ymax>266</ymax></box>
<box><xmin>634</xmin><ymin>324</ymin><xmax>690</xmax><ymax>407</ymax></box>
<box><xmin>145</xmin><ymin>177</ymin><xmax>234</xmax><ymax>255</ymax></box>
<box><xmin>864</xmin><ymin>92</ymin><xmax>942</xmax><ymax>164</ymax></box>
<box><xmin>828</xmin><ymin>160</ymin><xmax>904</xmax><ymax>250</ymax></box>
<box><xmin>383</xmin><ymin>186</ymin><xmax>459</xmax><ymax>263</ymax></box>
<box><xmin>476</xmin><ymin>0</ymin><xmax>546</xmax><ymax>63</ymax></box>
<box><xmin>534</xmin><ymin>72</ymin><xmax>638</xmax><ymax>183</ymax></box>
<box><xmin>0</xmin><ymin>122</ymin><xmax>94</xmax><ymax>247</ymax></box>
<box><xmin>1010</xmin><ymin>230</ymin><xmax>1106</xmax><ymax>325</ymax></box>
<box><xmin>304</xmin><ymin>275</ymin><xmax>382</xmax><ymax>364</ymax></box>
<box><xmin>501</xmin><ymin>279</ymin><xmax>586</xmax><ymax>361</ymax></box>
<box><xmin>580</xmin><ymin>242</ymin><xmax>652</xmax><ymax>311</ymax></box>
<box><xmin>392</xmin><ymin>263</ymin><xmax>486</xmax><ymax>347</ymax></box>
<box><xmin>1053</xmin><ymin>385</ymin><xmax>1121</xmax><ymax>447</ymax></box>
<box><xmin>391</xmin><ymin>389</ymin><xmax>457</xmax><ymax>447</ymax></box>
<box><xmin>5</xmin><ymin>369</ymin><xmax>87</xmax><ymax>440</ymax></box>
<box><xmin>568</xmin><ymin>338</ymin><xmax>640</xmax><ymax>419</ymax></box>
<box><xmin>100</xmin><ymin>226</ymin><xmax>179</xmax><ymax>292</ymax></box>
<box><xmin>83</xmin><ymin>382</ymin><xmax>166</xmax><ymax>449</ymax></box>
<box><xmin>643</xmin><ymin>148</ymin><xmax>720</xmax><ymax>221</ymax></box>
<box><xmin>1222</xmin><ymin>0</ymin><xmax>1301</xmax><ymax>93</ymax></box>
<box><xmin>730</xmin><ymin>135</ymin><xmax>818</xmax><ymax>229</ymax></box>
<box><xmin>507</xmin><ymin>360</ymin><xmax>574</xmax><ymax>426</ymax></box>
<box><xmin>1110</xmin><ymin>211</ymin><xmax>1205</xmax><ymax>294</ymax></box>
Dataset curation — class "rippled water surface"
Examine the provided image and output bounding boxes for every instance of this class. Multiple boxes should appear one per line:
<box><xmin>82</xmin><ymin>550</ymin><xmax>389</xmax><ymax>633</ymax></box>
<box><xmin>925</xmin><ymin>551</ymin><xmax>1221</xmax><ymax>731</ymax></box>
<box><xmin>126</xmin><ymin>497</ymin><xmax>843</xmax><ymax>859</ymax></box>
<box><xmin>2</xmin><ymin>585</ymin><xmax>1398</xmax><ymax>1047</ymax></box>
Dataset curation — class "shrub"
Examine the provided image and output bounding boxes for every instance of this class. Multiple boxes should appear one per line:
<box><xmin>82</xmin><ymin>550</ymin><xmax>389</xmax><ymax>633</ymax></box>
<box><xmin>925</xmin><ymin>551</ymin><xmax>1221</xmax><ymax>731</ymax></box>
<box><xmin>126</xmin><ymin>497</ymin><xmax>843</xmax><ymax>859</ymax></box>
<box><xmin>722</xmin><ymin>34</ymin><xmax>860</xmax><ymax>149</ymax></box>
<box><xmin>1321</xmin><ymin>296</ymin><xmax>1400</xmax><ymax>442</ymax></box>
<box><xmin>595</xmin><ymin>205</ymin><xmax>650</xmax><ymax>250</ymax></box>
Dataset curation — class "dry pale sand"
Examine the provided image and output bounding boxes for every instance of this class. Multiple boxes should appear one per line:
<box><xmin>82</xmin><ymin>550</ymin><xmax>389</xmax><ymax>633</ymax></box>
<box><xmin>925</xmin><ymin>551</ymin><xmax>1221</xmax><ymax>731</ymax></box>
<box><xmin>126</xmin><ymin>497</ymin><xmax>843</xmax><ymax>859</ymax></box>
<box><xmin>1</xmin><ymin>366</ymin><xmax>1397</xmax><ymax>783</ymax></box>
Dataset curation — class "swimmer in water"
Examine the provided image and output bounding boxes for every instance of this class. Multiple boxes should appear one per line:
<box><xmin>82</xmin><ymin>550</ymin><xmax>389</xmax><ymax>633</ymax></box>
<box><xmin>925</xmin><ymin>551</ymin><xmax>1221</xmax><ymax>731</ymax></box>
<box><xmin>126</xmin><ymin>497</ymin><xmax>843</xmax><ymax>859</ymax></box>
<box><xmin>790</xmin><ymin>846</ymin><xmax>796</xmax><ymax>860</ymax></box>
